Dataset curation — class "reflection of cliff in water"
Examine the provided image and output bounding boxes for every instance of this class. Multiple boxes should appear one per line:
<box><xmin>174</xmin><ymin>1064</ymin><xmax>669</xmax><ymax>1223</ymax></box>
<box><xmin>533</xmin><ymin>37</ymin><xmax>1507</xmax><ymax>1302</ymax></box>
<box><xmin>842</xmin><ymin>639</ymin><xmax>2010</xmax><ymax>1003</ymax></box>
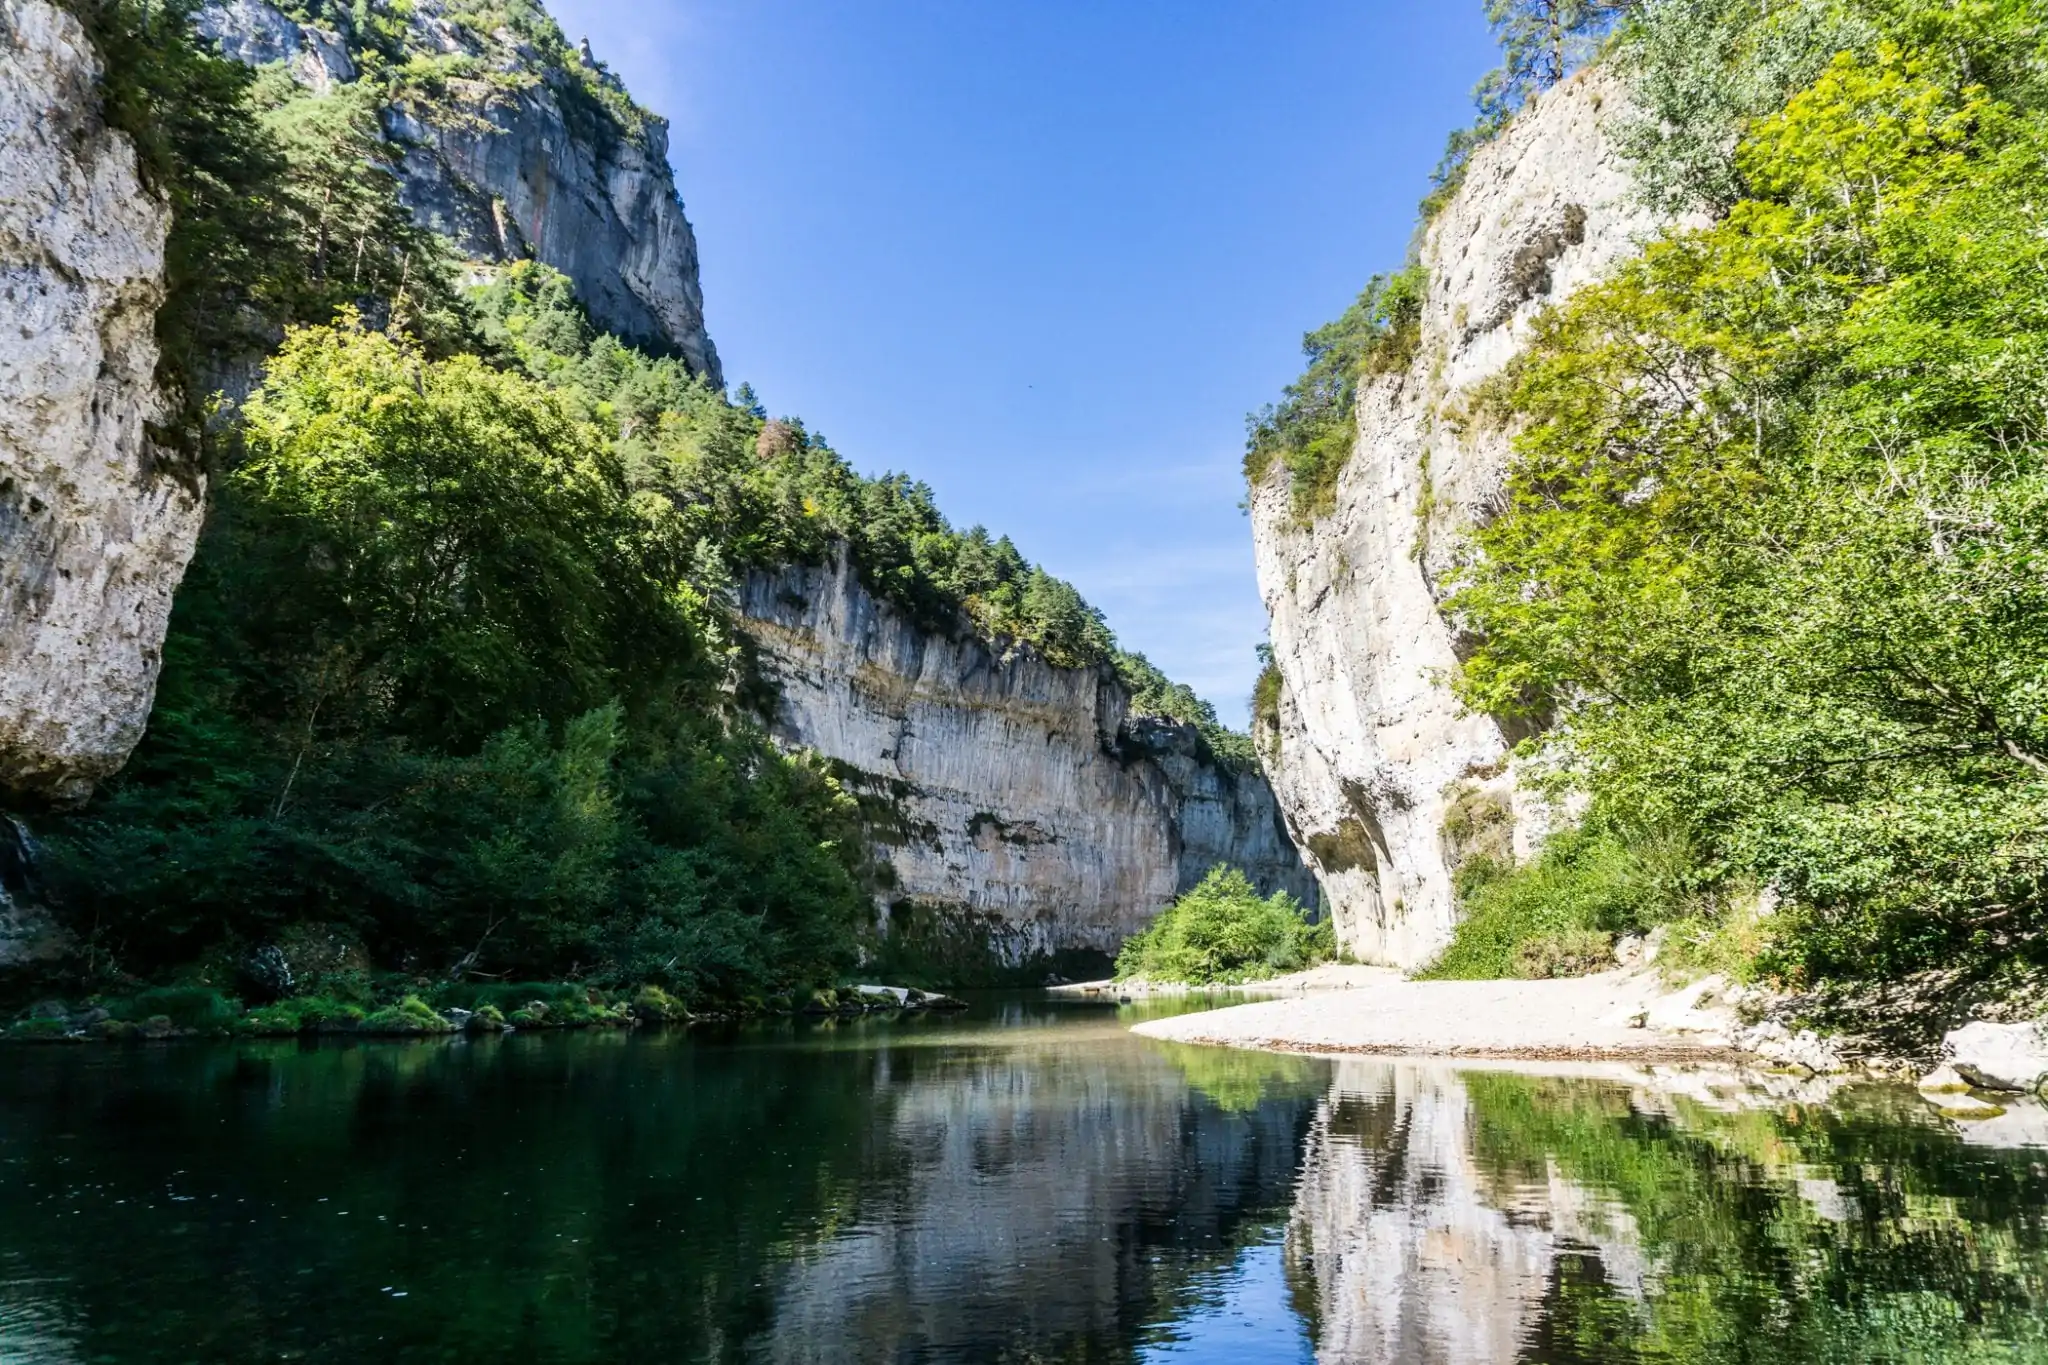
<box><xmin>1285</xmin><ymin>1062</ymin><xmax>1643</xmax><ymax>1365</ymax></box>
<box><xmin>759</xmin><ymin>1017</ymin><xmax>1323</xmax><ymax>1363</ymax></box>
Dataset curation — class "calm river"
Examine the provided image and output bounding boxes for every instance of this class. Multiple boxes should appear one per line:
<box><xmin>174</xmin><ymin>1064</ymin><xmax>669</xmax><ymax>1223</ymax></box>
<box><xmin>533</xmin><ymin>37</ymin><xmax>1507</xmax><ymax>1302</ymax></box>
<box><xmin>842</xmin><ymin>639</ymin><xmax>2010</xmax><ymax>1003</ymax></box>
<box><xmin>0</xmin><ymin>994</ymin><xmax>2045</xmax><ymax>1363</ymax></box>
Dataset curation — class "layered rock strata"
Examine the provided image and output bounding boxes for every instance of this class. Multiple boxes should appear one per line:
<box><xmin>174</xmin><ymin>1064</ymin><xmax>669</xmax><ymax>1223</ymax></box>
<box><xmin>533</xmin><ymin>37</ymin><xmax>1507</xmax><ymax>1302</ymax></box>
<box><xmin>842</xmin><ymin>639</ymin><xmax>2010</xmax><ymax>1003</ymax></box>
<box><xmin>198</xmin><ymin>0</ymin><xmax>721</xmax><ymax>380</ymax></box>
<box><xmin>1248</xmin><ymin>70</ymin><xmax>1666</xmax><ymax>967</ymax></box>
<box><xmin>740</xmin><ymin>551</ymin><xmax>1317</xmax><ymax>966</ymax></box>
<box><xmin>0</xmin><ymin>0</ymin><xmax>193</xmax><ymax>806</ymax></box>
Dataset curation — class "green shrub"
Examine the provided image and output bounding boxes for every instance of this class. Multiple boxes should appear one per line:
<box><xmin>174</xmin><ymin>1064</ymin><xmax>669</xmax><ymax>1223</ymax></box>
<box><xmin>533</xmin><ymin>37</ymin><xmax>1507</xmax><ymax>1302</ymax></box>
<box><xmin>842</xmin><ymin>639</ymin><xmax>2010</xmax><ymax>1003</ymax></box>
<box><xmin>1115</xmin><ymin>866</ymin><xmax>1330</xmax><ymax>986</ymax></box>
<box><xmin>115</xmin><ymin>987</ymin><xmax>241</xmax><ymax>1030</ymax></box>
<box><xmin>236</xmin><ymin>995</ymin><xmax>366</xmax><ymax>1035</ymax></box>
<box><xmin>359</xmin><ymin>997</ymin><xmax>455</xmax><ymax>1036</ymax></box>
<box><xmin>1420</xmin><ymin>828</ymin><xmax>1697</xmax><ymax>981</ymax></box>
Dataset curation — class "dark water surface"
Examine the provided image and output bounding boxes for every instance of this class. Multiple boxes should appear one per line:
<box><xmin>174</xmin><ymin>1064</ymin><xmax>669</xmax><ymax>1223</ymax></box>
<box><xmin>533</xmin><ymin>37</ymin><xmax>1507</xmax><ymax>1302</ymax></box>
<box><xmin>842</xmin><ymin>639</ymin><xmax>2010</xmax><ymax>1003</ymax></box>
<box><xmin>1</xmin><ymin>994</ymin><xmax>2046</xmax><ymax>1363</ymax></box>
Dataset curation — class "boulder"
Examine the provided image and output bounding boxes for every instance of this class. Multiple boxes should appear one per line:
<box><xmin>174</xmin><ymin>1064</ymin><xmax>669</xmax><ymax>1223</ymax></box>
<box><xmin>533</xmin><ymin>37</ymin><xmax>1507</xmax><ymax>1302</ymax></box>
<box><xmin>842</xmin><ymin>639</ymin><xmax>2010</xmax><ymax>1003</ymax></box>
<box><xmin>1944</xmin><ymin>1021</ymin><xmax>2048</xmax><ymax>1093</ymax></box>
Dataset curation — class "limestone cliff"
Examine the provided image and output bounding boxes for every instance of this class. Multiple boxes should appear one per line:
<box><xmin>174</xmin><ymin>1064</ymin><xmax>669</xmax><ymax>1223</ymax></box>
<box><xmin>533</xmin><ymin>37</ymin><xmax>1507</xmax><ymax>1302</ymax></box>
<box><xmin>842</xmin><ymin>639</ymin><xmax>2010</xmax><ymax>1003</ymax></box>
<box><xmin>740</xmin><ymin>551</ymin><xmax>1317</xmax><ymax>967</ymax></box>
<box><xmin>198</xmin><ymin>0</ymin><xmax>721</xmax><ymax>381</ymax></box>
<box><xmin>1249</xmin><ymin>70</ymin><xmax>1666</xmax><ymax>967</ymax></box>
<box><xmin>0</xmin><ymin>0</ymin><xmax>195</xmax><ymax>806</ymax></box>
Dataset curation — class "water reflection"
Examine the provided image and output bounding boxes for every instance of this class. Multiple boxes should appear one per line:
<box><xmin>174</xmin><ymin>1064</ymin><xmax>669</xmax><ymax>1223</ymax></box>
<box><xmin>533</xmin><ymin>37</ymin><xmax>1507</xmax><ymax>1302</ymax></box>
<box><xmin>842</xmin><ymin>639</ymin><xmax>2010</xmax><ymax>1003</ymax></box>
<box><xmin>1287</xmin><ymin>1061</ymin><xmax>2048</xmax><ymax>1364</ymax></box>
<box><xmin>0</xmin><ymin>1003</ymin><xmax>2043</xmax><ymax>1363</ymax></box>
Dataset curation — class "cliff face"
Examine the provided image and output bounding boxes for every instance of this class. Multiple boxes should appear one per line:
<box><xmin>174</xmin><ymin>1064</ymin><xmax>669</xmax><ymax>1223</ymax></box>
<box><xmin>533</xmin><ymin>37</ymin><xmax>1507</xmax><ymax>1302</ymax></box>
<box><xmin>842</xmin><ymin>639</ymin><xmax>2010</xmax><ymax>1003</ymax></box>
<box><xmin>197</xmin><ymin>0</ymin><xmax>721</xmax><ymax>381</ymax></box>
<box><xmin>740</xmin><ymin>552</ymin><xmax>1316</xmax><ymax>966</ymax></box>
<box><xmin>0</xmin><ymin>0</ymin><xmax>194</xmax><ymax>807</ymax></box>
<box><xmin>1249</xmin><ymin>70</ymin><xmax>1665</xmax><ymax>967</ymax></box>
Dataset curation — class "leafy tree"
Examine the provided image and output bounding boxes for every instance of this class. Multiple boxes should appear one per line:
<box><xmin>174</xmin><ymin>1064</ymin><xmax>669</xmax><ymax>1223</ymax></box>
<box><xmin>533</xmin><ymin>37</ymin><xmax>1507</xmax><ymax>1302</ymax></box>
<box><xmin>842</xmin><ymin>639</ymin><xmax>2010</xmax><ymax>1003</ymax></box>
<box><xmin>1448</xmin><ymin>4</ymin><xmax>2048</xmax><ymax>1007</ymax></box>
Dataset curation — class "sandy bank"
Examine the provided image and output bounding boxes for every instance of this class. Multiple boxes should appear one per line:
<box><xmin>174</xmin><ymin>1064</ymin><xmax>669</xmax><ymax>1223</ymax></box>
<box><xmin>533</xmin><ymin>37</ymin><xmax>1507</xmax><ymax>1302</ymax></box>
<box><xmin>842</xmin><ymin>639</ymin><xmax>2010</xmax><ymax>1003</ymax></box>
<box><xmin>1129</xmin><ymin>969</ymin><xmax>1750</xmax><ymax>1063</ymax></box>
<box><xmin>1048</xmin><ymin>964</ymin><xmax>1393</xmax><ymax>1001</ymax></box>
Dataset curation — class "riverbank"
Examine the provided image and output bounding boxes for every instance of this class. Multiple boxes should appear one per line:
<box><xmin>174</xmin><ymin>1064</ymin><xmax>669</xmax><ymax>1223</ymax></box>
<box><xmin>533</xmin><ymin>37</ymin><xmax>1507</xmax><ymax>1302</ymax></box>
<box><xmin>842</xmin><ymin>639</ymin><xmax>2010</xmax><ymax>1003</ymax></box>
<box><xmin>1049</xmin><ymin>963</ymin><xmax>1392</xmax><ymax>1001</ymax></box>
<box><xmin>1128</xmin><ymin>968</ymin><xmax>1761</xmax><ymax>1064</ymax></box>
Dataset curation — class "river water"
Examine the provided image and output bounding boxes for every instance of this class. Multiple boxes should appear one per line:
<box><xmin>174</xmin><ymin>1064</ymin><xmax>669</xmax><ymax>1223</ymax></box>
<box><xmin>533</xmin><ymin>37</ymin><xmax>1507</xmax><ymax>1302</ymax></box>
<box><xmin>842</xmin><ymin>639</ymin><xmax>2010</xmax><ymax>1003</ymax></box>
<box><xmin>0</xmin><ymin>994</ymin><xmax>2045</xmax><ymax>1363</ymax></box>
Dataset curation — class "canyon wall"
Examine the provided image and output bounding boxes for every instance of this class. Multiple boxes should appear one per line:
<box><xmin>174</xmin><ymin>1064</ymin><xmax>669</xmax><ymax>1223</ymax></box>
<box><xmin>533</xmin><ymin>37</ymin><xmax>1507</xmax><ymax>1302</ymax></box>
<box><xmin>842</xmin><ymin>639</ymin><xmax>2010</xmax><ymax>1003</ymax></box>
<box><xmin>0</xmin><ymin>0</ymin><xmax>195</xmax><ymax>809</ymax></box>
<box><xmin>198</xmin><ymin>0</ymin><xmax>721</xmax><ymax>381</ymax></box>
<box><xmin>1248</xmin><ymin>70</ymin><xmax>1666</xmax><ymax>967</ymax></box>
<box><xmin>740</xmin><ymin>552</ymin><xmax>1317</xmax><ymax>967</ymax></box>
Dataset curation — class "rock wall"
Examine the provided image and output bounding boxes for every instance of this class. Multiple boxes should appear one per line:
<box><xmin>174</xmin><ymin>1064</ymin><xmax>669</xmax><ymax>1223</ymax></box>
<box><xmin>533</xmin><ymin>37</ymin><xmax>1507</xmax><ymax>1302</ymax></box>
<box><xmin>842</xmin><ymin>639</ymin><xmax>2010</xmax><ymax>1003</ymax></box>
<box><xmin>198</xmin><ymin>0</ymin><xmax>721</xmax><ymax>381</ymax></box>
<box><xmin>1248</xmin><ymin>70</ymin><xmax>1667</xmax><ymax>967</ymax></box>
<box><xmin>739</xmin><ymin>551</ymin><xmax>1317</xmax><ymax>966</ymax></box>
<box><xmin>0</xmin><ymin>0</ymin><xmax>194</xmax><ymax>806</ymax></box>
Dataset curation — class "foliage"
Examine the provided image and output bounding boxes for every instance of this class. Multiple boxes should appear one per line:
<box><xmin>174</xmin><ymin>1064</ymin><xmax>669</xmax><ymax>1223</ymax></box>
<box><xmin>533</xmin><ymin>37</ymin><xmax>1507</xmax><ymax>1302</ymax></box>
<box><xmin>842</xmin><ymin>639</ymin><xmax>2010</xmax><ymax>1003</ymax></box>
<box><xmin>1244</xmin><ymin>265</ymin><xmax>1426</xmax><ymax>520</ymax></box>
<box><xmin>1420</xmin><ymin>825</ymin><xmax>1700</xmax><ymax>979</ymax></box>
<box><xmin>1114</xmin><ymin>866</ymin><xmax>1331</xmax><ymax>985</ymax></box>
<box><xmin>473</xmin><ymin>263</ymin><xmax>1239</xmax><ymax>702</ymax></box>
<box><xmin>1448</xmin><ymin>3</ymin><xmax>2048</xmax><ymax>995</ymax></box>
<box><xmin>57</xmin><ymin>0</ymin><xmax>295</xmax><ymax>453</ymax></box>
<box><xmin>41</xmin><ymin>322</ymin><xmax>869</xmax><ymax>1002</ymax></box>
<box><xmin>1114</xmin><ymin>652</ymin><xmax>1256</xmax><ymax>768</ymax></box>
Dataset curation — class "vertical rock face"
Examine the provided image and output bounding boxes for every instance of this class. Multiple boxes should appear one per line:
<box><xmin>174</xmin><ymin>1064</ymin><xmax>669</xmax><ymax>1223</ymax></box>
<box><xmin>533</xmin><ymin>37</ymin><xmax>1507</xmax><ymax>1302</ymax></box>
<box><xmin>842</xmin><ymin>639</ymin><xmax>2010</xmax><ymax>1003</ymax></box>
<box><xmin>197</xmin><ymin>0</ymin><xmax>722</xmax><ymax>382</ymax></box>
<box><xmin>739</xmin><ymin>551</ymin><xmax>1317</xmax><ymax>965</ymax></box>
<box><xmin>0</xmin><ymin>0</ymin><xmax>193</xmax><ymax>806</ymax></box>
<box><xmin>1248</xmin><ymin>70</ymin><xmax>1666</xmax><ymax>967</ymax></box>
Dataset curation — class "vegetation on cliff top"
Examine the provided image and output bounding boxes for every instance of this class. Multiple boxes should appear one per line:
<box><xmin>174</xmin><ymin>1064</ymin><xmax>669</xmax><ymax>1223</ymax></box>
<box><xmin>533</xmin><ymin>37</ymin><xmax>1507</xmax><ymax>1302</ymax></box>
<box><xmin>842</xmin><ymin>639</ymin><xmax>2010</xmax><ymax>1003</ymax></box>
<box><xmin>1432</xmin><ymin>0</ymin><xmax>2048</xmax><ymax>1023</ymax></box>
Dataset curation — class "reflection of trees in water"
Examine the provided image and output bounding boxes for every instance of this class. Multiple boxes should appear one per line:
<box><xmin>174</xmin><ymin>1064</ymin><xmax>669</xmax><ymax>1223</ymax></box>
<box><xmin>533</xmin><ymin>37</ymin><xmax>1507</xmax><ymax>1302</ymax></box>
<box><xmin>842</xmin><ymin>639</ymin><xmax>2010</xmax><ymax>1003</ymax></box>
<box><xmin>0</xmin><ymin>1021</ymin><xmax>1326</xmax><ymax>1364</ymax></box>
<box><xmin>1286</xmin><ymin>1063</ymin><xmax>2048</xmax><ymax>1365</ymax></box>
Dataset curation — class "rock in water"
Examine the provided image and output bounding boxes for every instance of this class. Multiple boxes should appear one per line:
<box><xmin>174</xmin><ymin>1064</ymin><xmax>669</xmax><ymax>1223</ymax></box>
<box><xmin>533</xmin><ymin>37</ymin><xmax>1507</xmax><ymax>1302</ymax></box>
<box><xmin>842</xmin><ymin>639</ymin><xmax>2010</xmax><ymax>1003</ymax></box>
<box><xmin>0</xmin><ymin>0</ymin><xmax>194</xmax><ymax>805</ymax></box>
<box><xmin>1944</xmin><ymin>1022</ymin><xmax>2048</xmax><ymax>1094</ymax></box>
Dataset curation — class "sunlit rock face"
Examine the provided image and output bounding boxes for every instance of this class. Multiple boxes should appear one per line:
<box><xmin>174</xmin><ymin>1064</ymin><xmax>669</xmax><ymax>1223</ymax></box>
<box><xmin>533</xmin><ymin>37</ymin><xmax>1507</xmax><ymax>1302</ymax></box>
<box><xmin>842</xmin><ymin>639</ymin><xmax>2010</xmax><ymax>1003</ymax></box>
<box><xmin>197</xmin><ymin>0</ymin><xmax>721</xmax><ymax>381</ymax></box>
<box><xmin>740</xmin><ymin>551</ymin><xmax>1318</xmax><ymax>964</ymax></box>
<box><xmin>1286</xmin><ymin>1062</ymin><xmax>1644</xmax><ymax>1364</ymax></box>
<box><xmin>1249</xmin><ymin>69</ymin><xmax>1670</xmax><ymax>966</ymax></box>
<box><xmin>0</xmin><ymin>0</ymin><xmax>192</xmax><ymax>806</ymax></box>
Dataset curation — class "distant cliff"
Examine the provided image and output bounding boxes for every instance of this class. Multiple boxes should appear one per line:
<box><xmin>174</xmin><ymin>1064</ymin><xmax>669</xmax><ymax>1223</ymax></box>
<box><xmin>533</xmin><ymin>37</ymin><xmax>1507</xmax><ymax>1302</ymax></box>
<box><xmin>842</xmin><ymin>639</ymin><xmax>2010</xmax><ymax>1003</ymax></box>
<box><xmin>198</xmin><ymin>0</ymin><xmax>721</xmax><ymax>381</ymax></box>
<box><xmin>1249</xmin><ymin>70</ymin><xmax>1664</xmax><ymax>968</ymax></box>
<box><xmin>741</xmin><ymin>550</ymin><xmax>1317</xmax><ymax>970</ymax></box>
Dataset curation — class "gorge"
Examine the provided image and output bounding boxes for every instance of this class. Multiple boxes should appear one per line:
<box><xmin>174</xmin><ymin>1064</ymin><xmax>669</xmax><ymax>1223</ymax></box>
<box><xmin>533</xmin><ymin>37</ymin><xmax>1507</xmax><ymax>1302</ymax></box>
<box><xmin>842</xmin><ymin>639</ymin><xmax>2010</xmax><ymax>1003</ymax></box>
<box><xmin>0</xmin><ymin>0</ymin><xmax>1314</xmax><ymax>990</ymax></box>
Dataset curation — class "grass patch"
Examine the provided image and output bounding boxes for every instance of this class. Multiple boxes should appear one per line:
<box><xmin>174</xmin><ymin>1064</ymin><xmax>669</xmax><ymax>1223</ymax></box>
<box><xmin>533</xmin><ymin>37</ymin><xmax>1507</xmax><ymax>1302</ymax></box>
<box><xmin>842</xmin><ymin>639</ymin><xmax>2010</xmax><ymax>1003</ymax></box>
<box><xmin>1115</xmin><ymin>865</ymin><xmax>1332</xmax><ymax>986</ymax></box>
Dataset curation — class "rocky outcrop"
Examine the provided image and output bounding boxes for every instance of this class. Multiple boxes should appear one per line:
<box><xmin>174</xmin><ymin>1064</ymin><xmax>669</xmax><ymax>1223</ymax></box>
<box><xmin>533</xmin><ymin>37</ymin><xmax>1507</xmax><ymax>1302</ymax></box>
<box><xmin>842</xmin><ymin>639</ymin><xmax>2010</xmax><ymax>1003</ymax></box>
<box><xmin>1248</xmin><ymin>70</ymin><xmax>1667</xmax><ymax>967</ymax></box>
<box><xmin>0</xmin><ymin>0</ymin><xmax>195</xmax><ymax>805</ymax></box>
<box><xmin>739</xmin><ymin>550</ymin><xmax>1316</xmax><ymax>967</ymax></box>
<box><xmin>198</xmin><ymin>0</ymin><xmax>721</xmax><ymax>381</ymax></box>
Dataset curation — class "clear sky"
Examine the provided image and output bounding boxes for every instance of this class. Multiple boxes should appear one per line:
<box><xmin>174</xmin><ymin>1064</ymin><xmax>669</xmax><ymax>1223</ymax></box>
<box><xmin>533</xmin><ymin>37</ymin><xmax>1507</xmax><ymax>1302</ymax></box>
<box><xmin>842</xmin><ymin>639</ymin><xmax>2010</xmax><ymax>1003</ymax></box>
<box><xmin>547</xmin><ymin>0</ymin><xmax>1498</xmax><ymax>726</ymax></box>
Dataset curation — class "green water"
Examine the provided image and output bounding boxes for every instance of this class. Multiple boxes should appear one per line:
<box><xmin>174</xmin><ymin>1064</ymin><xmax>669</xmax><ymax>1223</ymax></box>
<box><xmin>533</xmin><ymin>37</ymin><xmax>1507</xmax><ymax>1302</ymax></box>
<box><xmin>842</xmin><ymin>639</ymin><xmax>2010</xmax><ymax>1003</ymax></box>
<box><xmin>0</xmin><ymin>995</ymin><xmax>2044</xmax><ymax>1363</ymax></box>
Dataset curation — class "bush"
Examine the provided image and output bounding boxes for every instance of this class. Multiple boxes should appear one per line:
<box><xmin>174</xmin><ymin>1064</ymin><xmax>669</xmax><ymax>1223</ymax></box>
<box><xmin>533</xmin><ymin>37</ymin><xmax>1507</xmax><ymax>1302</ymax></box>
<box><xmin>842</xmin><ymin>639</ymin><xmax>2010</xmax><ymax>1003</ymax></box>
<box><xmin>359</xmin><ymin>997</ymin><xmax>455</xmax><ymax>1036</ymax></box>
<box><xmin>115</xmin><ymin>987</ymin><xmax>241</xmax><ymax>1030</ymax></box>
<box><xmin>1115</xmin><ymin>866</ymin><xmax>1330</xmax><ymax>986</ymax></box>
<box><xmin>1421</xmin><ymin>828</ymin><xmax>1698</xmax><ymax>981</ymax></box>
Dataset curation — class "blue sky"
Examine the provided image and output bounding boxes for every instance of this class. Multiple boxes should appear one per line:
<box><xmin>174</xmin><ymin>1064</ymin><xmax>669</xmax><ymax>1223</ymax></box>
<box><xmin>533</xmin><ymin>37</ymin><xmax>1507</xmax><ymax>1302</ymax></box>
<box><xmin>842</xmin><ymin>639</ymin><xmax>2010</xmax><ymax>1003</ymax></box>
<box><xmin>547</xmin><ymin>0</ymin><xmax>1498</xmax><ymax>725</ymax></box>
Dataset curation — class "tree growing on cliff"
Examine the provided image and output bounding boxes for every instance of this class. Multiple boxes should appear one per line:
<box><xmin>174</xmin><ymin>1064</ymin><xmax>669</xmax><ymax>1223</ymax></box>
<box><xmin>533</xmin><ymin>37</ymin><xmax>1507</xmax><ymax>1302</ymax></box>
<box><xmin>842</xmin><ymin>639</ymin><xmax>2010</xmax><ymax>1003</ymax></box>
<box><xmin>1477</xmin><ymin>0</ymin><xmax>1637</xmax><ymax>119</ymax></box>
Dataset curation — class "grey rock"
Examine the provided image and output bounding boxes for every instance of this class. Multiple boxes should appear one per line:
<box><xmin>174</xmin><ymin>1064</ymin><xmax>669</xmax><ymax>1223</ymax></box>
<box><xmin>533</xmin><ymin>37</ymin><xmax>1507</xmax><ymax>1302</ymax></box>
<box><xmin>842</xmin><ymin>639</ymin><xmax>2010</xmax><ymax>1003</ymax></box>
<box><xmin>198</xmin><ymin>0</ymin><xmax>719</xmax><ymax>379</ymax></box>
<box><xmin>1</xmin><ymin>0</ymin><xmax>195</xmax><ymax>807</ymax></box>
<box><xmin>1944</xmin><ymin>1021</ymin><xmax>2048</xmax><ymax>1093</ymax></box>
<box><xmin>739</xmin><ymin>548</ymin><xmax>1317</xmax><ymax>965</ymax></box>
<box><xmin>1247</xmin><ymin>69</ymin><xmax>1681</xmax><ymax>966</ymax></box>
